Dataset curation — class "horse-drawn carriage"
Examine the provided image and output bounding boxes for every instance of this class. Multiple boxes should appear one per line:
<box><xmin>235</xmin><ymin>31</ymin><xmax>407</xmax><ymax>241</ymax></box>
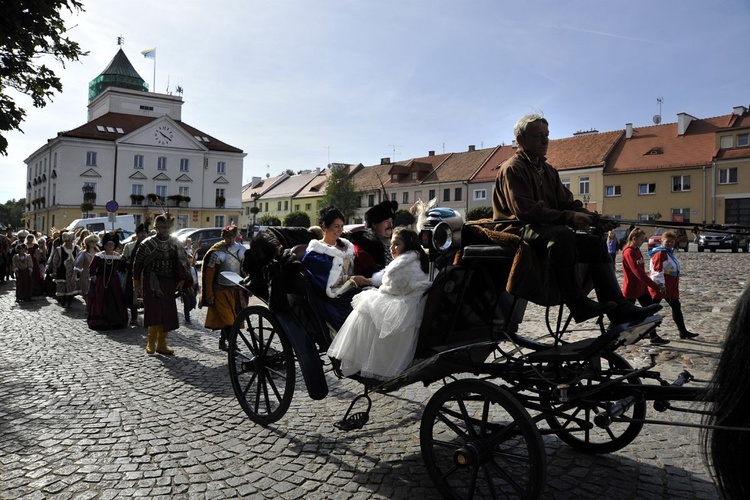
<box><xmin>226</xmin><ymin>213</ymin><xmax>738</xmax><ymax>499</ymax></box>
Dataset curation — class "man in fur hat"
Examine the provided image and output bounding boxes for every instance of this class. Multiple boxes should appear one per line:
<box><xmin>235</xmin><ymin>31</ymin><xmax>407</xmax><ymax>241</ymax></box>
<box><xmin>200</xmin><ymin>225</ymin><xmax>246</xmax><ymax>351</ymax></box>
<box><xmin>345</xmin><ymin>200</ymin><xmax>398</xmax><ymax>279</ymax></box>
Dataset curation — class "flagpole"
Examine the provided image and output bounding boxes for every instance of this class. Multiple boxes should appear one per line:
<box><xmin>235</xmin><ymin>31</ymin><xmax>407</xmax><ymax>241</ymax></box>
<box><xmin>153</xmin><ymin>51</ymin><xmax>156</xmax><ymax>93</ymax></box>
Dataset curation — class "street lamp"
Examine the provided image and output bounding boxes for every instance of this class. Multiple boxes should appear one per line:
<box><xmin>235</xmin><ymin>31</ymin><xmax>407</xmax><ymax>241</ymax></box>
<box><xmin>582</xmin><ymin>194</ymin><xmax>590</xmax><ymax>210</ymax></box>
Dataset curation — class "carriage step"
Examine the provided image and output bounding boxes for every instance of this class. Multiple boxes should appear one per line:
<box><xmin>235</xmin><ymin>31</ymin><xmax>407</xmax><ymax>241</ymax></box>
<box><xmin>335</xmin><ymin>394</ymin><xmax>372</xmax><ymax>431</ymax></box>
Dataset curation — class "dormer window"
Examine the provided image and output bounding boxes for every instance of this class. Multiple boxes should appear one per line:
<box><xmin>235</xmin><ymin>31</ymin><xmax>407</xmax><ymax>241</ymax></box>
<box><xmin>738</xmin><ymin>133</ymin><xmax>749</xmax><ymax>147</ymax></box>
<box><xmin>391</xmin><ymin>174</ymin><xmax>398</xmax><ymax>182</ymax></box>
<box><xmin>646</xmin><ymin>147</ymin><xmax>663</xmax><ymax>155</ymax></box>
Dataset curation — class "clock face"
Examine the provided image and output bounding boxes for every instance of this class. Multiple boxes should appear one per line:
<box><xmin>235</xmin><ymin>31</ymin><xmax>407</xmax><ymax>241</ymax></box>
<box><xmin>154</xmin><ymin>125</ymin><xmax>174</xmax><ymax>145</ymax></box>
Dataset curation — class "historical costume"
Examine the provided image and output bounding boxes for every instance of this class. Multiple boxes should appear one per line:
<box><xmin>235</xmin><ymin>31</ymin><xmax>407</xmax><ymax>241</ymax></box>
<box><xmin>133</xmin><ymin>216</ymin><xmax>193</xmax><ymax>355</ymax></box>
<box><xmin>87</xmin><ymin>233</ymin><xmax>128</xmax><ymax>330</ymax></box>
<box><xmin>0</xmin><ymin>230</ymin><xmax>9</xmax><ymax>282</ymax></box>
<box><xmin>121</xmin><ymin>224</ymin><xmax>147</xmax><ymax>326</ymax></box>
<box><xmin>51</xmin><ymin>232</ymin><xmax>80</xmax><ymax>307</ymax></box>
<box><xmin>302</xmin><ymin>236</ymin><xmax>359</xmax><ymax>331</ymax></box>
<box><xmin>12</xmin><ymin>245</ymin><xmax>32</xmax><ymax>302</ymax></box>
<box><xmin>75</xmin><ymin>235</ymin><xmax>99</xmax><ymax>303</ymax></box>
<box><xmin>327</xmin><ymin>250</ymin><xmax>430</xmax><ymax>379</ymax></box>
<box><xmin>200</xmin><ymin>226</ymin><xmax>246</xmax><ymax>350</ymax></box>
<box><xmin>346</xmin><ymin>200</ymin><xmax>398</xmax><ymax>278</ymax></box>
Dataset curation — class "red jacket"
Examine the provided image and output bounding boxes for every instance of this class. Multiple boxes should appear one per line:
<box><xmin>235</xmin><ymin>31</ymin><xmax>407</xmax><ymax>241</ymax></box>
<box><xmin>621</xmin><ymin>246</ymin><xmax>661</xmax><ymax>299</ymax></box>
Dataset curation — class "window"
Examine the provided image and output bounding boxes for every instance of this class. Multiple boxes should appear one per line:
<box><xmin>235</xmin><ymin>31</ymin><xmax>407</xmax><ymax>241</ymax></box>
<box><xmin>368</xmin><ymin>194</ymin><xmax>375</xmax><ymax>207</ymax></box>
<box><xmin>720</xmin><ymin>136</ymin><xmax>733</xmax><ymax>148</ymax></box>
<box><xmin>473</xmin><ymin>189</ymin><xmax>487</xmax><ymax>201</ymax></box>
<box><xmin>638</xmin><ymin>183</ymin><xmax>656</xmax><ymax>195</ymax></box>
<box><xmin>391</xmin><ymin>174</ymin><xmax>398</xmax><ymax>182</ymax></box>
<box><xmin>217</xmin><ymin>161</ymin><xmax>226</xmax><ymax>174</ymax></box>
<box><xmin>638</xmin><ymin>213</ymin><xmax>655</xmax><ymax>221</ymax></box>
<box><xmin>86</xmin><ymin>151</ymin><xmax>97</xmax><ymax>166</ymax></box>
<box><xmin>391</xmin><ymin>193</ymin><xmax>397</xmax><ymax>202</ymax></box>
<box><xmin>719</xmin><ymin>167</ymin><xmax>738</xmax><ymax>184</ymax></box>
<box><xmin>157</xmin><ymin>157</ymin><xmax>167</xmax><ymax>170</ymax></box>
<box><xmin>177</xmin><ymin>214</ymin><xmax>189</xmax><ymax>229</ymax></box>
<box><xmin>671</xmin><ymin>208</ymin><xmax>690</xmax><ymax>223</ymax></box>
<box><xmin>133</xmin><ymin>155</ymin><xmax>144</xmax><ymax>169</ymax></box>
<box><xmin>738</xmin><ymin>133</ymin><xmax>749</xmax><ymax>147</ymax></box>
<box><xmin>131</xmin><ymin>184</ymin><xmax>144</xmax><ymax>195</ymax></box>
<box><xmin>216</xmin><ymin>188</ymin><xmax>226</xmax><ymax>208</ymax></box>
<box><xmin>428</xmin><ymin>189</ymin><xmax>436</xmax><ymax>201</ymax></box>
<box><xmin>264</xmin><ymin>203</ymin><xmax>268</xmax><ymax>212</ymax></box>
<box><xmin>180</xmin><ymin>158</ymin><xmax>189</xmax><ymax>172</ymax></box>
<box><xmin>156</xmin><ymin>185</ymin><xmax>166</xmax><ymax>199</ymax></box>
<box><xmin>578</xmin><ymin>176</ymin><xmax>590</xmax><ymax>195</ymax></box>
<box><xmin>179</xmin><ymin>186</ymin><xmax>189</xmax><ymax>197</ymax></box>
<box><xmin>214</xmin><ymin>215</ymin><xmax>225</xmax><ymax>227</ymax></box>
<box><xmin>83</xmin><ymin>182</ymin><xmax>97</xmax><ymax>197</ymax></box>
<box><xmin>411</xmin><ymin>172</ymin><xmax>418</xmax><ymax>180</ymax></box>
<box><xmin>561</xmin><ymin>178</ymin><xmax>570</xmax><ymax>191</ymax></box>
<box><xmin>454</xmin><ymin>187</ymin><xmax>462</xmax><ymax>202</ymax></box>
<box><xmin>402</xmin><ymin>192</ymin><xmax>409</xmax><ymax>204</ymax></box>
<box><xmin>294</xmin><ymin>204</ymin><xmax>300</xmax><ymax>211</ymax></box>
<box><xmin>605</xmin><ymin>185</ymin><xmax>621</xmax><ymax>197</ymax></box>
<box><xmin>305</xmin><ymin>203</ymin><xmax>311</xmax><ymax>211</ymax></box>
<box><xmin>672</xmin><ymin>175</ymin><xmax>690</xmax><ymax>192</ymax></box>
<box><xmin>443</xmin><ymin>188</ymin><xmax>450</xmax><ymax>202</ymax></box>
<box><xmin>277</xmin><ymin>201</ymin><xmax>282</xmax><ymax>211</ymax></box>
<box><xmin>284</xmin><ymin>200</ymin><xmax>289</xmax><ymax>211</ymax></box>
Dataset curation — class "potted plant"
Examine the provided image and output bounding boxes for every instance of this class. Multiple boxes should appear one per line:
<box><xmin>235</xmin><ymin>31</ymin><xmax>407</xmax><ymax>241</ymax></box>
<box><xmin>130</xmin><ymin>194</ymin><xmax>145</xmax><ymax>205</ymax></box>
<box><xmin>146</xmin><ymin>193</ymin><xmax>160</xmax><ymax>205</ymax></box>
<box><xmin>215</xmin><ymin>196</ymin><xmax>226</xmax><ymax>208</ymax></box>
<box><xmin>80</xmin><ymin>202</ymin><xmax>94</xmax><ymax>213</ymax></box>
<box><xmin>167</xmin><ymin>194</ymin><xmax>183</xmax><ymax>206</ymax></box>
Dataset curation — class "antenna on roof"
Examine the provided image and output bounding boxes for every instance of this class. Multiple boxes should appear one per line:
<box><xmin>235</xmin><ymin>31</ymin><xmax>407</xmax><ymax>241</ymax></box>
<box><xmin>389</xmin><ymin>144</ymin><xmax>403</xmax><ymax>162</ymax></box>
<box><xmin>117</xmin><ymin>35</ymin><xmax>124</xmax><ymax>46</ymax></box>
<box><xmin>654</xmin><ymin>96</ymin><xmax>664</xmax><ymax>124</ymax></box>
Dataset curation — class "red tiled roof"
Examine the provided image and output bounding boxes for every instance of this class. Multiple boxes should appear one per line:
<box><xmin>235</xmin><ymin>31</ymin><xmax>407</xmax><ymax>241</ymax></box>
<box><xmin>424</xmin><ymin>147</ymin><xmax>497</xmax><ymax>183</ymax></box>
<box><xmin>606</xmin><ymin>116</ymin><xmax>728</xmax><ymax>173</ymax></box>
<box><xmin>546</xmin><ymin>130</ymin><xmax>623</xmax><ymax>170</ymax></box>
<box><xmin>469</xmin><ymin>145</ymin><xmax>516</xmax><ymax>183</ymax></box>
<box><xmin>59</xmin><ymin>112</ymin><xmax>243</xmax><ymax>153</ymax></box>
<box><xmin>351</xmin><ymin>163</ymin><xmax>392</xmax><ymax>191</ymax></box>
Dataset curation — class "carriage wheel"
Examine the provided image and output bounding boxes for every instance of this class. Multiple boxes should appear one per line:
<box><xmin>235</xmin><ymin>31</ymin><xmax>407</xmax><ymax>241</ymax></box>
<box><xmin>228</xmin><ymin>305</ymin><xmax>296</xmax><ymax>426</ymax></box>
<box><xmin>420</xmin><ymin>380</ymin><xmax>546</xmax><ymax>500</ymax></box>
<box><xmin>544</xmin><ymin>352</ymin><xmax>645</xmax><ymax>454</ymax></box>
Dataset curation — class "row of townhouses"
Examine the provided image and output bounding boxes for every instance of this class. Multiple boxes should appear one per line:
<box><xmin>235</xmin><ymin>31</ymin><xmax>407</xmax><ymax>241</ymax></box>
<box><xmin>22</xmin><ymin>48</ymin><xmax>750</xmax><ymax>234</ymax></box>
<box><xmin>242</xmin><ymin>108</ymin><xmax>750</xmax><ymax>229</ymax></box>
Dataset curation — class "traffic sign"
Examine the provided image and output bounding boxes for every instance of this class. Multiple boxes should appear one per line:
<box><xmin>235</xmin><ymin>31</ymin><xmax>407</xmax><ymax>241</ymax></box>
<box><xmin>106</xmin><ymin>200</ymin><xmax>119</xmax><ymax>213</ymax></box>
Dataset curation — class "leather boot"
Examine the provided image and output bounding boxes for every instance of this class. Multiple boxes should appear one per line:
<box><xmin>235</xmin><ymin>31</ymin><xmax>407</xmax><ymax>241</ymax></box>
<box><xmin>155</xmin><ymin>327</ymin><xmax>174</xmax><ymax>355</ymax></box>
<box><xmin>590</xmin><ymin>264</ymin><xmax>663</xmax><ymax>324</ymax></box>
<box><xmin>219</xmin><ymin>328</ymin><xmax>228</xmax><ymax>352</ymax></box>
<box><xmin>555</xmin><ymin>263</ymin><xmax>616</xmax><ymax>323</ymax></box>
<box><xmin>145</xmin><ymin>326</ymin><xmax>158</xmax><ymax>355</ymax></box>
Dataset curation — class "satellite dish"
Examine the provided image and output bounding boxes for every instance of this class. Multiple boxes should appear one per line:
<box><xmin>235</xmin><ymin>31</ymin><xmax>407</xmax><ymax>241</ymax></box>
<box><xmin>653</xmin><ymin>114</ymin><xmax>662</xmax><ymax>125</ymax></box>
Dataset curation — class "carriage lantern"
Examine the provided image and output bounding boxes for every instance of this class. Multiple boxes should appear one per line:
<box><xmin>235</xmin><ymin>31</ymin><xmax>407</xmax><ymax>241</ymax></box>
<box><xmin>419</xmin><ymin>207</ymin><xmax>464</xmax><ymax>254</ymax></box>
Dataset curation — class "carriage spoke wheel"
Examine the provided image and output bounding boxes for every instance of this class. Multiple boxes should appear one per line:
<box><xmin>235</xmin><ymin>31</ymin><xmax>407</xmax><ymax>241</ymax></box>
<box><xmin>228</xmin><ymin>305</ymin><xmax>295</xmax><ymax>426</ymax></box>
<box><xmin>420</xmin><ymin>380</ymin><xmax>546</xmax><ymax>500</ymax></box>
<box><xmin>544</xmin><ymin>352</ymin><xmax>645</xmax><ymax>454</ymax></box>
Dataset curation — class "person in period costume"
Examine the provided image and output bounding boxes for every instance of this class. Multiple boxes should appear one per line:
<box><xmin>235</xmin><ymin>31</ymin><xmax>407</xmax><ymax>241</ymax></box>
<box><xmin>181</xmin><ymin>238</ymin><xmax>199</xmax><ymax>325</ymax></box>
<box><xmin>75</xmin><ymin>234</ymin><xmax>100</xmax><ymax>306</ymax></box>
<box><xmin>121</xmin><ymin>224</ymin><xmax>148</xmax><ymax>326</ymax></box>
<box><xmin>200</xmin><ymin>226</ymin><xmax>246</xmax><ymax>351</ymax></box>
<box><xmin>24</xmin><ymin>234</ymin><xmax>45</xmax><ymax>296</ymax></box>
<box><xmin>302</xmin><ymin>206</ymin><xmax>370</xmax><ymax>331</ymax></box>
<box><xmin>648</xmin><ymin>230</ymin><xmax>699</xmax><ymax>340</ymax></box>
<box><xmin>492</xmin><ymin>112</ymin><xmax>661</xmax><ymax>325</ymax></box>
<box><xmin>12</xmin><ymin>244</ymin><xmax>32</xmax><ymax>302</ymax></box>
<box><xmin>0</xmin><ymin>229</ymin><xmax>8</xmax><ymax>283</ymax></box>
<box><xmin>621</xmin><ymin>227</ymin><xmax>669</xmax><ymax>345</ymax></box>
<box><xmin>327</xmin><ymin>228</ymin><xmax>431</xmax><ymax>380</ymax></box>
<box><xmin>87</xmin><ymin>232</ymin><xmax>128</xmax><ymax>330</ymax></box>
<box><xmin>133</xmin><ymin>215</ymin><xmax>193</xmax><ymax>355</ymax></box>
<box><xmin>345</xmin><ymin>200</ymin><xmax>398</xmax><ymax>278</ymax></box>
<box><xmin>51</xmin><ymin>232</ymin><xmax>80</xmax><ymax>308</ymax></box>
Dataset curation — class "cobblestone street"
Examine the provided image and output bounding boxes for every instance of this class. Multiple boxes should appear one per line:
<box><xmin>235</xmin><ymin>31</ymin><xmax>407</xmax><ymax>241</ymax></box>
<box><xmin>0</xmin><ymin>245</ymin><xmax>746</xmax><ymax>499</ymax></box>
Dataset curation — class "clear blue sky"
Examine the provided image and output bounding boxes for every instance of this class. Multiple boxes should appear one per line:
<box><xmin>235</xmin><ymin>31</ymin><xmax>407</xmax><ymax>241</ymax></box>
<box><xmin>2</xmin><ymin>0</ymin><xmax>749</xmax><ymax>203</ymax></box>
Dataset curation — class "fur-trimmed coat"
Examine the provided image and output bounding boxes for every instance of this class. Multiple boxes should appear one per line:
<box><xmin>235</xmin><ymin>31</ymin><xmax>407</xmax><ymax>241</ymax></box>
<box><xmin>302</xmin><ymin>238</ymin><xmax>356</xmax><ymax>298</ymax></box>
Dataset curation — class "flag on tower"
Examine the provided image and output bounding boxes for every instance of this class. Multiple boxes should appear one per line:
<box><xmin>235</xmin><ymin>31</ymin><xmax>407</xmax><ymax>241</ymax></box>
<box><xmin>141</xmin><ymin>48</ymin><xmax>156</xmax><ymax>59</ymax></box>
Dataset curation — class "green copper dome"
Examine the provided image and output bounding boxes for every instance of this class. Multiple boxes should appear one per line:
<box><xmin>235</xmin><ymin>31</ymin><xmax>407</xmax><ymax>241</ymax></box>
<box><xmin>88</xmin><ymin>48</ymin><xmax>148</xmax><ymax>102</ymax></box>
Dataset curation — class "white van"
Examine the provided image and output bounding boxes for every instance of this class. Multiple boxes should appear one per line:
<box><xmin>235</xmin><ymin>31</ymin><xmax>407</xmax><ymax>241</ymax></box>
<box><xmin>66</xmin><ymin>214</ymin><xmax>136</xmax><ymax>235</ymax></box>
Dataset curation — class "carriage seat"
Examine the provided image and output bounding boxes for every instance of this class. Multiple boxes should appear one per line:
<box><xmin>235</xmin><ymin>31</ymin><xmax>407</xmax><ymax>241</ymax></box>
<box><xmin>461</xmin><ymin>244</ymin><xmax>517</xmax><ymax>262</ymax></box>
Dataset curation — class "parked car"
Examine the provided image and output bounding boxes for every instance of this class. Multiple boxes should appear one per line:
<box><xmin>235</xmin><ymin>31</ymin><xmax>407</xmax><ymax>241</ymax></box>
<box><xmin>177</xmin><ymin>227</ymin><xmax>225</xmax><ymax>262</ymax></box>
<box><xmin>647</xmin><ymin>227</ymin><xmax>689</xmax><ymax>252</ymax></box>
<box><xmin>697</xmin><ymin>230</ymin><xmax>750</xmax><ymax>253</ymax></box>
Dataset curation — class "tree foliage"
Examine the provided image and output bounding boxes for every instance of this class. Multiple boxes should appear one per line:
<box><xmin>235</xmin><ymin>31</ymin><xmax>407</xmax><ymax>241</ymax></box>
<box><xmin>0</xmin><ymin>0</ymin><xmax>87</xmax><ymax>155</ymax></box>
<box><xmin>284</xmin><ymin>211</ymin><xmax>311</xmax><ymax>228</ymax></box>
<box><xmin>0</xmin><ymin>198</ymin><xmax>25</xmax><ymax>229</ymax></box>
<box><xmin>322</xmin><ymin>164</ymin><xmax>357</xmax><ymax>222</ymax></box>
<box><xmin>466</xmin><ymin>206</ymin><xmax>493</xmax><ymax>221</ymax></box>
<box><xmin>259</xmin><ymin>214</ymin><xmax>281</xmax><ymax>226</ymax></box>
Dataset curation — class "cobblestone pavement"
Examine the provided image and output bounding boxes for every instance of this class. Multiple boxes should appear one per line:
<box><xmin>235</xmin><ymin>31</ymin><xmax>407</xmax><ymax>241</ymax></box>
<box><xmin>0</xmin><ymin>245</ymin><xmax>745</xmax><ymax>499</ymax></box>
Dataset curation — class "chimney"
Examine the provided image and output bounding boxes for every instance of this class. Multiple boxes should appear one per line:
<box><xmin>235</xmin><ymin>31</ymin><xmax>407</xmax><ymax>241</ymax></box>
<box><xmin>625</xmin><ymin>123</ymin><xmax>633</xmax><ymax>139</ymax></box>
<box><xmin>733</xmin><ymin>105</ymin><xmax>747</xmax><ymax>116</ymax></box>
<box><xmin>428</xmin><ymin>150</ymin><xmax>435</xmax><ymax>156</ymax></box>
<box><xmin>468</xmin><ymin>145</ymin><xmax>476</xmax><ymax>152</ymax></box>
<box><xmin>380</xmin><ymin>157</ymin><xmax>390</xmax><ymax>165</ymax></box>
<box><xmin>251</xmin><ymin>176</ymin><xmax>262</xmax><ymax>188</ymax></box>
<box><xmin>677</xmin><ymin>113</ymin><xmax>696</xmax><ymax>136</ymax></box>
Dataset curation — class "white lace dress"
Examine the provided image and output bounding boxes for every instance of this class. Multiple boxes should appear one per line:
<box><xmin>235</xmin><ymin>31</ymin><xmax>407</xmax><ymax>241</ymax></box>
<box><xmin>327</xmin><ymin>251</ymin><xmax>430</xmax><ymax>379</ymax></box>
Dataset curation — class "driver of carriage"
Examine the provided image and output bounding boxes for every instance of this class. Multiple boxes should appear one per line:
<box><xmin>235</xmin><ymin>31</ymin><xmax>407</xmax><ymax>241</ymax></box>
<box><xmin>492</xmin><ymin>113</ymin><xmax>662</xmax><ymax>325</ymax></box>
<box><xmin>344</xmin><ymin>200</ymin><xmax>398</xmax><ymax>280</ymax></box>
<box><xmin>301</xmin><ymin>205</ymin><xmax>371</xmax><ymax>331</ymax></box>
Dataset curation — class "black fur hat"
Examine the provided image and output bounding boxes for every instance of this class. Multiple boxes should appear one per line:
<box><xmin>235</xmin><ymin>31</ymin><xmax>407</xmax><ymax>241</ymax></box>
<box><xmin>365</xmin><ymin>200</ymin><xmax>398</xmax><ymax>227</ymax></box>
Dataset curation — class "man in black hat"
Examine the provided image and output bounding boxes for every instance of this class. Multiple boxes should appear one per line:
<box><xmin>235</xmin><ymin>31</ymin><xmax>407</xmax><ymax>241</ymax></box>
<box><xmin>121</xmin><ymin>223</ymin><xmax>148</xmax><ymax>326</ymax></box>
<box><xmin>345</xmin><ymin>200</ymin><xmax>398</xmax><ymax>279</ymax></box>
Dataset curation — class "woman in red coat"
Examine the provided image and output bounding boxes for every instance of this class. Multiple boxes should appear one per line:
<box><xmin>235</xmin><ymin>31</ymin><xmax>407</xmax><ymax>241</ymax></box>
<box><xmin>621</xmin><ymin>227</ymin><xmax>669</xmax><ymax>345</ymax></box>
<box><xmin>647</xmin><ymin>230</ymin><xmax>699</xmax><ymax>340</ymax></box>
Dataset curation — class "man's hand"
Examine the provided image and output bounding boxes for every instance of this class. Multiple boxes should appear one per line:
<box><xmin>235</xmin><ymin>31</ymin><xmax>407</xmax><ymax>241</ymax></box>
<box><xmin>596</xmin><ymin>217</ymin><xmax>619</xmax><ymax>232</ymax></box>
<box><xmin>572</xmin><ymin>212</ymin><xmax>593</xmax><ymax>230</ymax></box>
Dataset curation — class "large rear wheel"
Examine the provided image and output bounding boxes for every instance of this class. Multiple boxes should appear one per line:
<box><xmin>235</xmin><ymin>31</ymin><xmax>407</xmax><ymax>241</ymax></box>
<box><xmin>420</xmin><ymin>380</ymin><xmax>545</xmax><ymax>499</ymax></box>
<box><xmin>544</xmin><ymin>352</ymin><xmax>645</xmax><ymax>454</ymax></box>
<box><xmin>228</xmin><ymin>305</ymin><xmax>296</xmax><ymax>426</ymax></box>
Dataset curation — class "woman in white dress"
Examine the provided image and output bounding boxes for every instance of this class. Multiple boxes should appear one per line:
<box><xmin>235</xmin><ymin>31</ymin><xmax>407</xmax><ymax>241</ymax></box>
<box><xmin>327</xmin><ymin>228</ymin><xmax>431</xmax><ymax>380</ymax></box>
